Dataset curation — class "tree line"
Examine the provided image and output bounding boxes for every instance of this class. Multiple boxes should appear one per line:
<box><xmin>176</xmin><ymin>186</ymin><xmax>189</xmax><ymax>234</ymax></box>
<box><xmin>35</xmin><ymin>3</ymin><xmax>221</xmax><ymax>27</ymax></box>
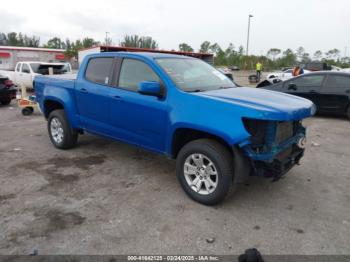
<box><xmin>1</xmin><ymin>32</ymin><xmax>349</xmax><ymax>69</ymax></box>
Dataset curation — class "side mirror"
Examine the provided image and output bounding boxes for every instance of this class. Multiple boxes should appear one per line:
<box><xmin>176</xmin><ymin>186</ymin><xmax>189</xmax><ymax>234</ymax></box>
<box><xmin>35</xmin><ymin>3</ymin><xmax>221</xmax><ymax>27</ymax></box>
<box><xmin>138</xmin><ymin>81</ymin><xmax>162</xmax><ymax>97</ymax></box>
<box><xmin>23</xmin><ymin>69</ymin><xmax>30</xmax><ymax>74</ymax></box>
<box><xmin>288</xmin><ymin>83</ymin><xmax>297</xmax><ymax>90</ymax></box>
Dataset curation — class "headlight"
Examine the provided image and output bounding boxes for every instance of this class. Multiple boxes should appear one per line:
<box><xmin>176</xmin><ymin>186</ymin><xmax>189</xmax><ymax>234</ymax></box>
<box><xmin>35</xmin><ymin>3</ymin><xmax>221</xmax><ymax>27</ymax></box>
<box><xmin>242</xmin><ymin>118</ymin><xmax>268</xmax><ymax>145</ymax></box>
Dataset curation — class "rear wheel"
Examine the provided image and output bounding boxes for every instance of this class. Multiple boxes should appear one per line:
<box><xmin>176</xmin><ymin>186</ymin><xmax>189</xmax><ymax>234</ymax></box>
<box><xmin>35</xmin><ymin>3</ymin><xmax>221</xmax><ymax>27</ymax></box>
<box><xmin>48</xmin><ymin>109</ymin><xmax>78</xmax><ymax>149</ymax></box>
<box><xmin>346</xmin><ymin>105</ymin><xmax>350</xmax><ymax>120</ymax></box>
<box><xmin>0</xmin><ymin>98</ymin><xmax>11</xmax><ymax>105</ymax></box>
<box><xmin>176</xmin><ymin>139</ymin><xmax>233</xmax><ymax>205</ymax></box>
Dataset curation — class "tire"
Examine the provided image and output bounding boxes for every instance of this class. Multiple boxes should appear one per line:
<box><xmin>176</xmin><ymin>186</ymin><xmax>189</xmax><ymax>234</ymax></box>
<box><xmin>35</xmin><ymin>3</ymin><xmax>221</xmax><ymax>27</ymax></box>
<box><xmin>176</xmin><ymin>139</ymin><xmax>233</xmax><ymax>205</ymax></box>
<box><xmin>347</xmin><ymin>106</ymin><xmax>350</xmax><ymax>120</ymax></box>
<box><xmin>22</xmin><ymin>107</ymin><xmax>33</xmax><ymax>116</ymax></box>
<box><xmin>47</xmin><ymin>109</ymin><xmax>78</xmax><ymax>149</ymax></box>
<box><xmin>0</xmin><ymin>98</ymin><xmax>11</xmax><ymax>105</ymax></box>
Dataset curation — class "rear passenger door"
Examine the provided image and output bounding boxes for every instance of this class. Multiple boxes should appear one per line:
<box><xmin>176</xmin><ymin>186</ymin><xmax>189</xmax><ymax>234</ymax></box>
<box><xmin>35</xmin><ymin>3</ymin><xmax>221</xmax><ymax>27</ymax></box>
<box><xmin>109</xmin><ymin>58</ymin><xmax>168</xmax><ymax>153</ymax></box>
<box><xmin>75</xmin><ymin>57</ymin><xmax>115</xmax><ymax>134</ymax></box>
<box><xmin>319</xmin><ymin>74</ymin><xmax>350</xmax><ymax>113</ymax></box>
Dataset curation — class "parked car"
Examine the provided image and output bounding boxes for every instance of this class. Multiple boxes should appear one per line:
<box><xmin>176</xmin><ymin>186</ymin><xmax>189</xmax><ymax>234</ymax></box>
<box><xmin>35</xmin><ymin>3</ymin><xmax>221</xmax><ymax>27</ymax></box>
<box><xmin>229</xmin><ymin>65</ymin><xmax>240</xmax><ymax>71</ymax></box>
<box><xmin>266</xmin><ymin>68</ymin><xmax>311</xmax><ymax>83</ymax></box>
<box><xmin>216</xmin><ymin>67</ymin><xmax>234</xmax><ymax>81</ymax></box>
<box><xmin>266</xmin><ymin>68</ymin><xmax>294</xmax><ymax>83</ymax></box>
<box><xmin>260</xmin><ymin>71</ymin><xmax>350</xmax><ymax>119</ymax></box>
<box><xmin>0</xmin><ymin>75</ymin><xmax>16</xmax><ymax>105</ymax></box>
<box><xmin>35</xmin><ymin>52</ymin><xmax>314</xmax><ymax>205</ymax></box>
<box><xmin>0</xmin><ymin>61</ymin><xmax>72</xmax><ymax>89</ymax></box>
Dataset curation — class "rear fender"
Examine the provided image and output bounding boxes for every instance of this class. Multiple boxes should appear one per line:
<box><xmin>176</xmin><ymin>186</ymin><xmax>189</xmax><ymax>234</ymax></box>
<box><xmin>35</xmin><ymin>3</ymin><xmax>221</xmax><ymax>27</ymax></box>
<box><xmin>43</xmin><ymin>86</ymin><xmax>78</xmax><ymax>127</ymax></box>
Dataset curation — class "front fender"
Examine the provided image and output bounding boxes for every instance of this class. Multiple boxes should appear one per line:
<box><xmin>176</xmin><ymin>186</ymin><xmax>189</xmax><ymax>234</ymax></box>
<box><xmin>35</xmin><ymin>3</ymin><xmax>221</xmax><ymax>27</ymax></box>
<box><xmin>166</xmin><ymin>122</ymin><xmax>250</xmax><ymax>155</ymax></box>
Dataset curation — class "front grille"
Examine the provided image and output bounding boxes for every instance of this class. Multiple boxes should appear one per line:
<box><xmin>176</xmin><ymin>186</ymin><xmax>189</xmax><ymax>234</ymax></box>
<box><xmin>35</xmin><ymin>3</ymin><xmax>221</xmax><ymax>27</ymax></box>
<box><xmin>243</xmin><ymin>119</ymin><xmax>296</xmax><ymax>146</ymax></box>
<box><xmin>275</xmin><ymin>121</ymin><xmax>294</xmax><ymax>144</ymax></box>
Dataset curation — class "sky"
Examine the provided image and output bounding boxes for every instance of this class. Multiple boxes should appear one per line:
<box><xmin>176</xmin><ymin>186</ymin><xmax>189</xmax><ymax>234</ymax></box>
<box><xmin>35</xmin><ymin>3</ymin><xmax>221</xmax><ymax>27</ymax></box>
<box><xmin>0</xmin><ymin>0</ymin><xmax>349</xmax><ymax>56</ymax></box>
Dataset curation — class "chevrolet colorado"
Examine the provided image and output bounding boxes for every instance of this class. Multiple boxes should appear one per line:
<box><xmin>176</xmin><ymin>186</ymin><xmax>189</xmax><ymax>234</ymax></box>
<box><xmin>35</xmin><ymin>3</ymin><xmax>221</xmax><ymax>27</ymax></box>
<box><xmin>34</xmin><ymin>52</ymin><xmax>315</xmax><ymax>205</ymax></box>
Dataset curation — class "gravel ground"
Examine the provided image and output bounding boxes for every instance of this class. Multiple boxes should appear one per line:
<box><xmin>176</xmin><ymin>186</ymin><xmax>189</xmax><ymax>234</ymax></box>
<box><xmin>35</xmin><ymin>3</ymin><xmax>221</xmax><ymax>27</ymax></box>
<box><xmin>0</xmin><ymin>90</ymin><xmax>349</xmax><ymax>255</ymax></box>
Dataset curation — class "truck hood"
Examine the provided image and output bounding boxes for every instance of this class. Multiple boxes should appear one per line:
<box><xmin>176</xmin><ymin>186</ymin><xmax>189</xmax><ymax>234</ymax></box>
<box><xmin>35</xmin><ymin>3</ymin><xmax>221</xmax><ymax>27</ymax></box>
<box><xmin>196</xmin><ymin>87</ymin><xmax>315</xmax><ymax>121</ymax></box>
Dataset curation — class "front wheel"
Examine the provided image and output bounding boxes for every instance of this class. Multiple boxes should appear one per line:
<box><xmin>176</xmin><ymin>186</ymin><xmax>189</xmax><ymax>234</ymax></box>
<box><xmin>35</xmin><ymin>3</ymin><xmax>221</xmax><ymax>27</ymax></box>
<box><xmin>48</xmin><ymin>109</ymin><xmax>78</xmax><ymax>149</ymax></box>
<box><xmin>176</xmin><ymin>139</ymin><xmax>233</xmax><ymax>205</ymax></box>
<box><xmin>347</xmin><ymin>106</ymin><xmax>350</xmax><ymax>120</ymax></box>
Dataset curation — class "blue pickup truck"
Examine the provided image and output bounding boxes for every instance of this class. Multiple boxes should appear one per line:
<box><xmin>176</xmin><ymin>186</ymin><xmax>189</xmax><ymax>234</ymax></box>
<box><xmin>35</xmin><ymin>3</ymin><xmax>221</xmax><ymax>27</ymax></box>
<box><xmin>35</xmin><ymin>52</ymin><xmax>315</xmax><ymax>205</ymax></box>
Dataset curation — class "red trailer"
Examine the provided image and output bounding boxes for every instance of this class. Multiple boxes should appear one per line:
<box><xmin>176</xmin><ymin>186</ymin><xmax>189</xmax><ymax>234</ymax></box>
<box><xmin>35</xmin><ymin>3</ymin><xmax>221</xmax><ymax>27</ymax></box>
<box><xmin>78</xmin><ymin>45</ymin><xmax>214</xmax><ymax>65</ymax></box>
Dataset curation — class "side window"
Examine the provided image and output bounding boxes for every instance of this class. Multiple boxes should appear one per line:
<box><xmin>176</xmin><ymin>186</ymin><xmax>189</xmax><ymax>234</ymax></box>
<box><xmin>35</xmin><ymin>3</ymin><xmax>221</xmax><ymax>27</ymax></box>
<box><xmin>85</xmin><ymin>57</ymin><xmax>114</xmax><ymax>85</ymax></box>
<box><xmin>15</xmin><ymin>63</ymin><xmax>21</xmax><ymax>72</ymax></box>
<box><xmin>292</xmin><ymin>75</ymin><xmax>324</xmax><ymax>87</ymax></box>
<box><xmin>325</xmin><ymin>75</ymin><xmax>350</xmax><ymax>91</ymax></box>
<box><xmin>22</xmin><ymin>64</ymin><xmax>30</xmax><ymax>73</ymax></box>
<box><xmin>118</xmin><ymin>59</ymin><xmax>159</xmax><ymax>92</ymax></box>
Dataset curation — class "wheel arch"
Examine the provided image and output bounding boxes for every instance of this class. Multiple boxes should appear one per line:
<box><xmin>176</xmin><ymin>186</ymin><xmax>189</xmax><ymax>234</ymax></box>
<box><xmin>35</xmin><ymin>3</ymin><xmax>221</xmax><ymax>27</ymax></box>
<box><xmin>171</xmin><ymin>127</ymin><xmax>251</xmax><ymax>184</ymax></box>
<box><xmin>43</xmin><ymin>98</ymin><xmax>64</xmax><ymax>119</ymax></box>
<box><xmin>170</xmin><ymin>127</ymin><xmax>233</xmax><ymax>159</ymax></box>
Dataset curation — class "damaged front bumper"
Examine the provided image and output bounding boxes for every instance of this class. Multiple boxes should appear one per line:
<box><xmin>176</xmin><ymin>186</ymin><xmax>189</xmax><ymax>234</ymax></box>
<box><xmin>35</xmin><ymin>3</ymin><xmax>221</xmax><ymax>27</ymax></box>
<box><xmin>239</xmin><ymin>119</ymin><xmax>307</xmax><ymax>180</ymax></box>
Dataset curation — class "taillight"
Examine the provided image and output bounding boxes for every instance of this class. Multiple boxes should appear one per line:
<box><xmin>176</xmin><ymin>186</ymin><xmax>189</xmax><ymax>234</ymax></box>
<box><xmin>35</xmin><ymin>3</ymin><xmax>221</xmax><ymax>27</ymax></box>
<box><xmin>4</xmin><ymin>79</ymin><xmax>13</xmax><ymax>88</ymax></box>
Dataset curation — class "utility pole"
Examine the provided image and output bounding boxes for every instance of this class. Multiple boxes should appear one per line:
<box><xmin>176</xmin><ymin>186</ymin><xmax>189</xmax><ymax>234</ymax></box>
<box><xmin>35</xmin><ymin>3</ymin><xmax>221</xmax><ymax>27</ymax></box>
<box><xmin>246</xmin><ymin>14</ymin><xmax>253</xmax><ymax>56</ymax></box>
<box><xmin>105</xmin><ymin>32</ymin><xmax>110</xmax><ymax>46</ymax></box>
<box><xmin>345</xmin><ymin>46</ymin><xmax>347</xmax><ymax>58</ymax></box>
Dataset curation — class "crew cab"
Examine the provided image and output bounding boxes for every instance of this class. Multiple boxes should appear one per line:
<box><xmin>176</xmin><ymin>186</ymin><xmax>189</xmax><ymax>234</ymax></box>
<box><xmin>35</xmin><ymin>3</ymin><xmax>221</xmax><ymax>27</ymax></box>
<box><xmin>0</xmin><ymin>61</ymin><xmax>72</xmax><ymax>89</ymax></box>
<box><xmin>34</xmin><ymin>52</ymin><xmax>315</xmax><ymax>205</ymax></box>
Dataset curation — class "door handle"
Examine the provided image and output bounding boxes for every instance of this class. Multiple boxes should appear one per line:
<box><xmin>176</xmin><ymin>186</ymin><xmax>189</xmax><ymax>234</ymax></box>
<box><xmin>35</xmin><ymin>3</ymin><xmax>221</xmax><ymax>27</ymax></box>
<box><xmin>309</xmin><ymin>90</ymin><xmax>317</xmax><ymax>93</ymax></box>
<box><xmin>80</xmin><ymin>88</ymin><xmax>88</xmax><ymax>93</ymax></box>
<box><xmin>346</xmin><ymin>90</ymin><xmax>350</xmax><ymax>93</ymax></box>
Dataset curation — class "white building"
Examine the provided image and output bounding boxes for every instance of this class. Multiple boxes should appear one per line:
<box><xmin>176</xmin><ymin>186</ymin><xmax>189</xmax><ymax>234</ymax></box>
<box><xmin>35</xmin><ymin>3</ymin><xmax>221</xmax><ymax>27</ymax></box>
<box><xmin>0</xmin><ymin>46</ymin><xmax>67</xmax><ymax>71</ymax></box>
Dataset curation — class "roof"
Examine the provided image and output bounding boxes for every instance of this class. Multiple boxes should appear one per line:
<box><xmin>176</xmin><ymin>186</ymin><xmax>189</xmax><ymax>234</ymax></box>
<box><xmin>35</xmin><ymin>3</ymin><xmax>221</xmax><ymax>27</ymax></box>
<box><xmin>307</xmin><ymin>71</ymin><xmax>350</xmax><ymax>76</ymax></box>
<box><xmin>0</xmin><ymin>46</ymin><xmax>65</xmax><ymax>53</ymax></box>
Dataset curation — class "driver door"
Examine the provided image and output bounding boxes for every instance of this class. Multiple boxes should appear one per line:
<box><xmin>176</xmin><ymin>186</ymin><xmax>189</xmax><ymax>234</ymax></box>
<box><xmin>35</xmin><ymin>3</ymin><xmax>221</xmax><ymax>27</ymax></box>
<box><xmin>110</xmin><ymin>58</ymin><xmax>168</xmax><ymax>153</ymax></box>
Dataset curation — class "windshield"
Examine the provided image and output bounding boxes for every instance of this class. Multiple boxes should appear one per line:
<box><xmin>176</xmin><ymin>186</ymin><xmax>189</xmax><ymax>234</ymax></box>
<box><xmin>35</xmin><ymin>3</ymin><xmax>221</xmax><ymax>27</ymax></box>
<box><xmin>156</xmin><ymin>58</ymin><xmax>236</xmax><ymax>92</ymax></box>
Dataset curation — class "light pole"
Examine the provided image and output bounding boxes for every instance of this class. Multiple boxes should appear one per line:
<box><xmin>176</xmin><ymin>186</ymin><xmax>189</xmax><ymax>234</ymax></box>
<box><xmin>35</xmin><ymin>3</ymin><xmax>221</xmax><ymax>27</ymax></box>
<box><xmin>105</xmin><ymin>32</ymin><xmax>110</xmax><ymax>46</ymax></box>
<box><xmin>246</xmin><ymin>14</ymin><xmax>253</xmax><ymax>56</ymax></box>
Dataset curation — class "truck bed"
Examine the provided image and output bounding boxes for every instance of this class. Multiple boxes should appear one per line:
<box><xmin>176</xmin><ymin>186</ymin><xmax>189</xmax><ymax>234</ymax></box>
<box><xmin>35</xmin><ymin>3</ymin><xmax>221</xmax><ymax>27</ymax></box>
<box><xmin>42</xmin><ymin>73</ymin><xmax>77</xmax><ymax>81</ymax></box>
<box><xmin>34</xmin><ymin>73</ymin><xmax>77</xmax><ymax>111</ymax></box>
<box><xmin>35</xmin><ymin>73</ymin><xmax>77</xmax><ymax>89</ymax></box>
